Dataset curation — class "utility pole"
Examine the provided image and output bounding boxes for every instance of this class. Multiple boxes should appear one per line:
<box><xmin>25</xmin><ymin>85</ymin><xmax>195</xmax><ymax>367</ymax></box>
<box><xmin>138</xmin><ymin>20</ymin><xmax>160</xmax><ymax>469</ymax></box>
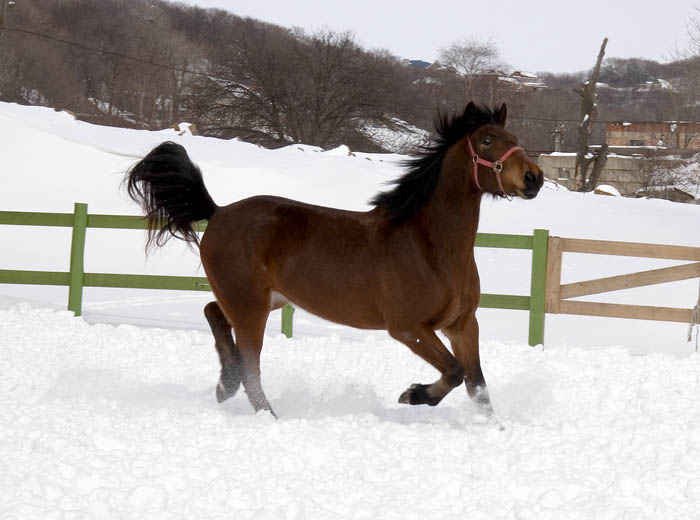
<box><xmin>551</xmin><ymin>123</ymin><xmax>565</xmax><ymax>153</ymax></box>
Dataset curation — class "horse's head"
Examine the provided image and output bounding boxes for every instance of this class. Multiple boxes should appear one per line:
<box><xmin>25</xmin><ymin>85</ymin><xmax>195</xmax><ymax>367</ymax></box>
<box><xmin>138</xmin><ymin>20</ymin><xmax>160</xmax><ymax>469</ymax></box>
<box><xmin>466</xmin><ymin>102</ymin><xmax>543</xmax><ymax>199</ymax></box>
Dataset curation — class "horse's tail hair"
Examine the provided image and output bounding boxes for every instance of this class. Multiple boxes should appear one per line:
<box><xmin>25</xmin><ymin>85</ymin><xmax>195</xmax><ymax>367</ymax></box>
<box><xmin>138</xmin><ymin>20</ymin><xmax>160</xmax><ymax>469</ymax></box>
<box><xmin>125</xmin><ymin>141</ymin><xmax>217</xmax><ymax>250</ymax></box>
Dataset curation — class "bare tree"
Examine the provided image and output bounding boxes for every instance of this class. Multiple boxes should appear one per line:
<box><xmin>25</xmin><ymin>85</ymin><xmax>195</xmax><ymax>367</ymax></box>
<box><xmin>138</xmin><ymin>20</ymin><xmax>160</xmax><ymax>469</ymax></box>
<box><xmin>686</xmin><ymin>3</ymin><xmax>700</xmax><ymax>54</ymax></box>
<box><xmin>189</xmin><ymin>22</ymin><xmax>406</xmax><ymax>149</ymax></box>
<box><xmin>645</xmin><ymin>153</ymin><xmax>700</xmax><ymax>201</ymax></box>
<box><xmin>7</xmin><ymin>0</ymin><xmax>700</xmax><ymax>155</ymax></box>
<box><xmin>573</xmin><ymin>37</ymin><xmax>609</xmax><ymax>191</ymax></box>
<box><xmin>437</xmin><ymin>37</ymin><xmax>508</xmax><ymax>104</ymax></box>
<box><xmin>664</xmin><ymin>4</ymin><xmax>700</xmax><ymax>124</ymax></box>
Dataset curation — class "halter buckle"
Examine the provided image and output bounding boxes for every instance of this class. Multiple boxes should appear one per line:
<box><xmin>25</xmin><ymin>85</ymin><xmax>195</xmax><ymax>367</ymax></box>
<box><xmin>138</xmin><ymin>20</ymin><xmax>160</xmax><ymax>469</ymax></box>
<box><xmin>472</xmin><ymin>155</ymin><xmax>479</xmax><ymax>164</ymax></box>
<box><xmin>493</xmin><ymin>161</ymin><xmax>503</xmax><ymax>173</ymax></box>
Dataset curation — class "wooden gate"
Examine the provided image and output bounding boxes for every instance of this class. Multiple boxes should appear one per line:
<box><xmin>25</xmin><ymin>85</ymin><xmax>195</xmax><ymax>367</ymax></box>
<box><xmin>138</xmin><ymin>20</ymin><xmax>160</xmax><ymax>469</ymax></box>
<box><xmin>545</xmin><ymin>237</ymin><xmax>700</xmax><ymax>324</ymax></box>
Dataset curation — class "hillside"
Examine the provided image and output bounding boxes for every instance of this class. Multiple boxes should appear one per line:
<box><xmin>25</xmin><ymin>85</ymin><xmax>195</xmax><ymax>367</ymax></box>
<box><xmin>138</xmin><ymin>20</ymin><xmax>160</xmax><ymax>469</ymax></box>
<box><xmin>2</xmin><ymin>0</ymin><xmax>700</xmax><ymax>155</ymax></box>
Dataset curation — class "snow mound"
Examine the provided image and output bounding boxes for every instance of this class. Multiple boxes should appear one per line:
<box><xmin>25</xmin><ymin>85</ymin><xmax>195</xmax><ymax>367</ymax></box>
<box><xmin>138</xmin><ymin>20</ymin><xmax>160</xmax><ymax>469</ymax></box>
<box><xmin>324</xmin><ymin>144</ymin><xmax>352</xmax><ymax>156</ymax></box>
<box><xmin>594</xmin><ymin>184</ymin><xmax>622</xmax><ymax>196</ymax></box>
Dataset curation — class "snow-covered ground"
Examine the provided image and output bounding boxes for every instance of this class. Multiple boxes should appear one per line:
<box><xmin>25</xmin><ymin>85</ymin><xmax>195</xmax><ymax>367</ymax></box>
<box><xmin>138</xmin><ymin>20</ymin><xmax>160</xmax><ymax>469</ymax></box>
<box><xmin>2</xmin><ymin>101</ymin><xmax>700</xmax><ymax>518</ymax></box>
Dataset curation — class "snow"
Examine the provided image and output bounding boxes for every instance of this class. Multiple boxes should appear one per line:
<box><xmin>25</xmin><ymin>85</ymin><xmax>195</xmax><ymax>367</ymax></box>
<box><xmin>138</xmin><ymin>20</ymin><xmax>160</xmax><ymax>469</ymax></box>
<box><xmin>2</xmin><ymin>101</ymin><xmax>700</xmax><ymax>518</ymax></box>
<box><xmin>594</xmin><ymin>184</ymin><xmax>621</xmax><ymax>197</ymax></box>
<box><xmin>3</xmin><ymin>305</ymin><xmax>700</xmax><ymax>518</ymax></box>
<box><xmin>361</xmin><ymin>117</ymin><xmax>430</xmax><ymax>153</ymax></box>
<box><xmin>658</xmin><ymin>79</ymin><xmax>673</xmax><ymax>90</ymax></box>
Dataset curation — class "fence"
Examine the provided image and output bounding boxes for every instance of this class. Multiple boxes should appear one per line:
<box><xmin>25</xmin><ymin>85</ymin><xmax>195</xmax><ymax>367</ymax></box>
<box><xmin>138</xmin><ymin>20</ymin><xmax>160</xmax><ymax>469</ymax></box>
<box><xmin>545</xmin><ymin>237</ymin><xmax>700</xmax><ymax>324</ymax></box>
<box><xmin>4</xmin><ymin>203</ymin><xmax>699</xmax><ymax>344</ymax></box>
<box><xmin>0</xmin><ymin>202</ymin><xmax>550</xmax><ymax>344</ymax></box>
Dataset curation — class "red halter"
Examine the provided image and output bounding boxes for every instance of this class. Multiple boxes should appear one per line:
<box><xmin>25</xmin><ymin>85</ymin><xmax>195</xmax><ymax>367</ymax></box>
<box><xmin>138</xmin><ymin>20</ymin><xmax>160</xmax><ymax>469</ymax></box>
<box><xmin>467</xmin><ymin>137</ymin><xmax>524</xmax><ymax>195</ymax></box>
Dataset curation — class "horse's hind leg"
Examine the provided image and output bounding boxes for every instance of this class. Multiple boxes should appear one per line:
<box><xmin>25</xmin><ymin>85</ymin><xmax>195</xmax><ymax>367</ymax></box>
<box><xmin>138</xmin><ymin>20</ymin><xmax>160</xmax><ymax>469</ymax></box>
<box><xmin>204</xmin><ymin>301</ymin><xmax>243</xmax><ymax>403</ymax></box>
<box><xmin>214</xmin><ymin>293</ymin><xmax>277</xmax><ymax>418</ymax></box>
<box><xmin>389</xmin><ymin>325</ymin><xmax>464</xmax><ymax>406</ymax></box>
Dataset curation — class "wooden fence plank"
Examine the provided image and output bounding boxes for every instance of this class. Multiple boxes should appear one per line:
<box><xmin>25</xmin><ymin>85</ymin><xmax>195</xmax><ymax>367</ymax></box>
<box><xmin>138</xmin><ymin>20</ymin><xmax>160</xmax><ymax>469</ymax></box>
<box><xmin>562</xmin><ymin>238</ymin><xmax>700</xmax><ymax>261</ymax></box>
<box><xmin>545</xmin><ymin>237</ymin><xmax>563</xmax><ymax>313</ymax></box>
<box><xmin>478</xmin><ymin>294</ymin><xmax>530</xmax><ymax>310</ymax></box>
<box><xmin>0</xmin><ymin>269</ymin><xmax>70</xmax><ymax>285</ymax></box>
<box><xmin>0</xmin><ymin>211</ymin><xmax>73</xmax><ymax>227</ymax></box>
<box><xmin>88</xmin><ymin>214</ymin><xmax>208</xmax><ymax>232</ymax></box>
<box><xmin>281</xmin><ymin>304</ymin><xmax>295</xmax><ymax>338</ymax></box>
<box><xmin>87</xmin><ymin>214</ymin><xmax>149</xmax><ymax>230</ymax></box>
<box><xmin>84</xmin><ymin>273</ymin><xmax>210</xmax><ymax>291</ymax></box>
<box><xmin>475</xmin><ymin>233</ymin><xmax>533</xmax><ymax>249</ymax></box>
<box><xmin>560</xmin><ymin>262</ymin><xmax>700</xmax><ymax>299</ymax></box>
<box><xmin>559</xmin><ymin>300</ymin><xmax>693</xmax><ymax>323</ymax></box>
<box><xmin>528</xmin><ymin>229</ymin><xmax>549</xmax><ymax>346</ymax></box>
<box><xmin>67</xmin><ymin>203</ymin><xmax>88</xmax><ymax>316</ymax></box>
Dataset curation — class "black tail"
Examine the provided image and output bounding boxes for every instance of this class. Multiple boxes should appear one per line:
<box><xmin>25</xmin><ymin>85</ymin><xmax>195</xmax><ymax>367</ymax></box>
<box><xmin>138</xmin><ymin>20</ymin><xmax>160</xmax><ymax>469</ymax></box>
<box><xmin>125</xmin><ymin>142</ymin><xmax>217</xmax><ymax>249</ymax></box>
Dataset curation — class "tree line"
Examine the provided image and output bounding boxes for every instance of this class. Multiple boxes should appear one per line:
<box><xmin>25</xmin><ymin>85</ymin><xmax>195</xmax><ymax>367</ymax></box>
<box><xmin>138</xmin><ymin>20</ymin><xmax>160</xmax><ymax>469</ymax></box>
<box><xmin>2</xmin><ymin>0</ymin><xmax>700</xmax><ymax>154</ymax></box>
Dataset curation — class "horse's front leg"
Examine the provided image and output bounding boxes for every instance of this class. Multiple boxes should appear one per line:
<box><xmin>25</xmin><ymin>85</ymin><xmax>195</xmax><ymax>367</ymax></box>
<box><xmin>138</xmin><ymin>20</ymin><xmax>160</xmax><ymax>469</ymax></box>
<box><xmin>389</xmin><ymin>325</ymin><xmax>464</xmax><ymax>406</ymax></box>
<box><xmin>443</xmin><ymin>311</ymin><xmax>493</xmax><ymax>413</ymax></box>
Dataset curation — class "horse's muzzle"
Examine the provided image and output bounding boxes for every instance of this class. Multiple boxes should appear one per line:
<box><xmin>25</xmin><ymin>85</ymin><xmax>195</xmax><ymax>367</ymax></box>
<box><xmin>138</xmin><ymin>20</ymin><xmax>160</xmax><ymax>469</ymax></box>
<box><xmin>522</xmin><ymin>171</ymin><xmax>544</xmax><ymax>199</ymax></box>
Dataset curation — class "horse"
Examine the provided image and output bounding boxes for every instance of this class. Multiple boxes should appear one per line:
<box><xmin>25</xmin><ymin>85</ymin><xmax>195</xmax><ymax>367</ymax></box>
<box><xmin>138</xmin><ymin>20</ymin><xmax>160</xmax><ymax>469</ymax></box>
<box><xmin>125</xmin><ymin>101</ymin><xmax>543</xmax><ymax>418</ymax></box>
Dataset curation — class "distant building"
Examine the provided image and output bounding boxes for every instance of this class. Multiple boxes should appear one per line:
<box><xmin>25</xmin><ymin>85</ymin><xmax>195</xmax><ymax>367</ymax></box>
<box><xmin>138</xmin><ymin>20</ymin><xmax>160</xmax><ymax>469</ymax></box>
<box><xmin>413</xmin><ymin>63</ymin><xmax>548</xmax><ymax>91</ymax></box>
<box><xmin>508</xmin><ymin>71</ymin><xmax>546</xmax><ymax>90</ymax></box>
<box><xmin>406</xmin><ymin>60</ymin><xmax>431</xmax><ymax>69</ymax></box>
<box><xmin>606</xmin><ymin>121</ymin><xmax>700</xmax><ymax>151</ymax></box>
<box><xmin>475</xmin><ymin>70</ymin><xmax>547</xmax><ymax>91</ymax></box>
<box><xmin>537</xmin><ymin>152</ymin><xmax>651</xmax><ymax>195</ymax></box>
<box><xmin>537</xmin><ymin>150</ymin><xmax>699</xmax><ymax>204</ymax></box>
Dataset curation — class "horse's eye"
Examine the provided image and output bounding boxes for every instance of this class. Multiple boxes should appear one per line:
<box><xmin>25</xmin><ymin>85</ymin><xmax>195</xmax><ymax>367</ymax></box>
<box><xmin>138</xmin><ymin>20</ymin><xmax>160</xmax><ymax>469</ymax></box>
<box><xmin>483</xmin><ymin>136</ymin><xmax>492</xmax><ymax>146</ymax></box>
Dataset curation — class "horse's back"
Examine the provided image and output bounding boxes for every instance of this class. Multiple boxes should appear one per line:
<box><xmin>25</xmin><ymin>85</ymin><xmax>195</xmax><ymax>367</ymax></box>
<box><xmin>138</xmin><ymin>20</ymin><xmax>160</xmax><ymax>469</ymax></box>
<box><xmin>202</xmin><ymin>195</ymin><xmax>374</xmax><ymax>256</ymax></box>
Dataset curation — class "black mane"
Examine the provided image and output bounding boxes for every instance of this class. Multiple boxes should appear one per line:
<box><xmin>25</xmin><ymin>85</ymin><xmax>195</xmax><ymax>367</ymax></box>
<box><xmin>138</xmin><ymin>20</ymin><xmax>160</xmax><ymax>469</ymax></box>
<box><xmin>370</xmin><ymin>103</ymin><xmax>498</xmax><ymax>221</ymax></box>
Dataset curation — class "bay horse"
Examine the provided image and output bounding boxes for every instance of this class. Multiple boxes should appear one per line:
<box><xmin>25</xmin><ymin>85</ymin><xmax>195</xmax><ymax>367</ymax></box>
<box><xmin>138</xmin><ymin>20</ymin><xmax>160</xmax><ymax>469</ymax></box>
<box><xmin>125</xmin><ymin>102</ymin><xmax>543</xmax><ymax>418</ymax></box>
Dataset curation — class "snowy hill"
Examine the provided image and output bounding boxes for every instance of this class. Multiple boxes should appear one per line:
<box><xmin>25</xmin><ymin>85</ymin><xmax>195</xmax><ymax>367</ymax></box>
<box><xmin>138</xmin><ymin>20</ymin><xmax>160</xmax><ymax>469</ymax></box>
<box><xmin>2</xmin><ymin>101</ymin><xmax>700</xmax><ymax>518</ymax></box>
<box><xmin>1</xmin><ymin>100</ymin><xmax>698</xmax><ymax>354</ymax></box>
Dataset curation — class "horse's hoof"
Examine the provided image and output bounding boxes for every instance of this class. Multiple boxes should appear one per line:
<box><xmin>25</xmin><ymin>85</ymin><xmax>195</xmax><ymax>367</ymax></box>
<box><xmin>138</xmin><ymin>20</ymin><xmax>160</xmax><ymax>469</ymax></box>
<box><xmin>215</xmin><ymin>366</ymin><xmax>242</xmax><ymax>403</ymax></box>
<box><xmin>468</xmin><ymin>385</ymin><xmax>494</xmax><ymax>414</ymax></box>
<box><xmin>215</xmin><ymin>380</ymin><xmax>239</xmax><ymax>403</ymax></box>
<box><xmin>398</xmin><ymin>383</ymin><xmax>440</xmax><ymax>406</ymax></box>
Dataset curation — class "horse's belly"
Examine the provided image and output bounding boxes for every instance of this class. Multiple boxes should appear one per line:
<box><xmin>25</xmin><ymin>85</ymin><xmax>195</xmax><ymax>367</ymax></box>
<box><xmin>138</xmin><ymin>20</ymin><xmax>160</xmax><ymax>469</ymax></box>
<box><xmin>275</xmin><ymin>285</ymin><xmax>386</xmax><ymax>330</ymax></box>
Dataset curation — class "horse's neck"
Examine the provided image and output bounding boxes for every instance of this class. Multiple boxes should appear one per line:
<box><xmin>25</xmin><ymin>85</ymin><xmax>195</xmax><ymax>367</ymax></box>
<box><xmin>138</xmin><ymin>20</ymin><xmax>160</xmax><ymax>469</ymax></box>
<box><xmin>414</xmin><ymin>153</ymin><xmax>482</xmax><ymax>257</ymax></box>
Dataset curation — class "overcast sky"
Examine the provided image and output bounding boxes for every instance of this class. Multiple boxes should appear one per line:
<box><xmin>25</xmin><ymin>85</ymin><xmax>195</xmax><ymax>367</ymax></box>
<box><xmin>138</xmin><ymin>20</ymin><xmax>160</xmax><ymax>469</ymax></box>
<box><xmin>175</xmin><ymin>0</ymin><xmax>697</xmax><ymax>73</ymax></box>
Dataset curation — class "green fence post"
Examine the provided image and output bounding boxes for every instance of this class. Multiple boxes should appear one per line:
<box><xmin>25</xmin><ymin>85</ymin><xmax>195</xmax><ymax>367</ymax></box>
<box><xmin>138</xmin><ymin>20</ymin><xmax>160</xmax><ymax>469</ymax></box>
<box><xmin>68</xmin><ymin>202</ymin><xmax>88</xmax><ymax>316</ymax></box>
<box><xmin>528</xmin><ymin>229</ymin><xmax>549</xmax><ymax>346</ymax></box>
<box><xmin>281</xmin><ymin>303</ymin><xmax>295</xmax><ymax>338</ymax></box>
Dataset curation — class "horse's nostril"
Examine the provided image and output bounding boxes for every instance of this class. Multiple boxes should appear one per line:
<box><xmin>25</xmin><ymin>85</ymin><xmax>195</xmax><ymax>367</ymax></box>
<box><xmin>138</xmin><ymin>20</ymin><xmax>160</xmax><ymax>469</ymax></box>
<box><xmin>525</xmin><ymin>172</ymin><xmax>536</xmax><ymax>186</ymax></box>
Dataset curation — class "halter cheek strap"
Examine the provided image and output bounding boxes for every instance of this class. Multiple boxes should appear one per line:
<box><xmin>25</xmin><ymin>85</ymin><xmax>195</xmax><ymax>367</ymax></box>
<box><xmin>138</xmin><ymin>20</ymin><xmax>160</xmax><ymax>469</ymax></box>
<box><xmin>467</xmin><ymin>137</ymin><xmax>524</xmax><ymax>195</ymax></box>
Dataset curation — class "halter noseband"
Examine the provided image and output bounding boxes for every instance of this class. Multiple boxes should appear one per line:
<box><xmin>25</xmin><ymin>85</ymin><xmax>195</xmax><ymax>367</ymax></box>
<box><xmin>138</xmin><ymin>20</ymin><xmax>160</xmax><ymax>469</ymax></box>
<box><xmin>467</xmin><ymin>137</ymin><xmax>524</xmax><ymax>195</ymax></box>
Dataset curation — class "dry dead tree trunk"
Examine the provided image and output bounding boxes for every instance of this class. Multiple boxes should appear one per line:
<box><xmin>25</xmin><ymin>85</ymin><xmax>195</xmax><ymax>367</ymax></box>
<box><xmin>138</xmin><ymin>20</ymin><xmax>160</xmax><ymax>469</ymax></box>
<box><xmin>581</xmin><ymin>143</ymin><xmax>610</xmax><ymax>191</ymax></box>
<box><xmin>574</xmin><ymin>37</ymin><xmax>608</xmax><ymax>191</ymax></box>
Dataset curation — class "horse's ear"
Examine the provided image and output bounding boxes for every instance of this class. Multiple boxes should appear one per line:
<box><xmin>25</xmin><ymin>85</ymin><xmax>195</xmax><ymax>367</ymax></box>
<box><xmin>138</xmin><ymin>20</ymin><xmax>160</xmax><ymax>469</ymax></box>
<box><xmin>496</xmin><ymin>103</ymin><xmax>508</xmax><ymax>127</ymax></box>
<box><xmin>464</xmin><ymin>101</ymin><xmax>479</xmax><ymax>125</ymax></box>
